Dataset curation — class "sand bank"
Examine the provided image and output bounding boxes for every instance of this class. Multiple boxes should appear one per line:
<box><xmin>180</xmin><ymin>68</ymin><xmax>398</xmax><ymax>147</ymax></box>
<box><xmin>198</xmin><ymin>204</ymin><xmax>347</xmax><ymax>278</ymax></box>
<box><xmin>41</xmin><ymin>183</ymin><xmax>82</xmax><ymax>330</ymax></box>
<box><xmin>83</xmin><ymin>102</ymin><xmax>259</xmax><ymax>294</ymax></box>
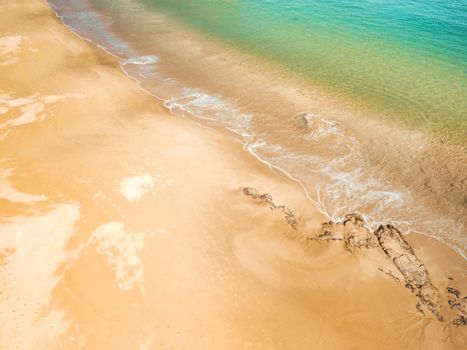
<box><xmin>0</xmin><ymin>1</ymin><xmax>465</xmax><ymax>349</ymax></box>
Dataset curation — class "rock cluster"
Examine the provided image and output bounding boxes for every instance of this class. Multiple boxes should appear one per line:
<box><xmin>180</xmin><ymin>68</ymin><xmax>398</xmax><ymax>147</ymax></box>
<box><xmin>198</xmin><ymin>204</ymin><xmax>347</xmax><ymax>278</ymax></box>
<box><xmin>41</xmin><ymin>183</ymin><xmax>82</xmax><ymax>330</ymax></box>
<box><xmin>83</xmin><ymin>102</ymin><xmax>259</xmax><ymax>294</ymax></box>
<box><xmin>241</xmin><ymin>187</ymin><xmax>298</xmax><ymax>229</ymax></box>
<box><xmin>375</xmin><ymin>225</ymin><xmax>443</xmax><ymax>321</ymax></box>
<box><xmin>318</xmin><ymin>214</ymin><xmax>379</xmax><ymax>251</ymax></box>
<box><xmin>317</xmin><ymin>216</ymin><xmax>444</xmax><ymax>321</ymax></box>
<box><xmin>242</xmin><ymin>187</ymin><xmax>274</xmax><ymax>206</ymax></box>
<box><xmin>241</xmin><ymin>187</ymin><xmax>465</xmax><ymax>324</ymax></box>
<box><xmin>447</xmin><ymin>286</ymin><xmax>467</xmax><ymax>326</ymax></box>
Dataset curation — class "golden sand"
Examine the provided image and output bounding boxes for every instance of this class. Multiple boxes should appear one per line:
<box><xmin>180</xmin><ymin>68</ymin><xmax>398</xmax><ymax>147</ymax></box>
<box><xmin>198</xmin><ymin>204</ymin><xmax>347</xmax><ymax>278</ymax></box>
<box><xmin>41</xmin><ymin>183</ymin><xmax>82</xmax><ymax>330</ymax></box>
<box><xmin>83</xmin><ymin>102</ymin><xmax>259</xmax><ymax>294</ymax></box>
<box><xmin>0</xmin><ymin>1</ymin><xmax>465</xmax><ymax>349</ymax></box>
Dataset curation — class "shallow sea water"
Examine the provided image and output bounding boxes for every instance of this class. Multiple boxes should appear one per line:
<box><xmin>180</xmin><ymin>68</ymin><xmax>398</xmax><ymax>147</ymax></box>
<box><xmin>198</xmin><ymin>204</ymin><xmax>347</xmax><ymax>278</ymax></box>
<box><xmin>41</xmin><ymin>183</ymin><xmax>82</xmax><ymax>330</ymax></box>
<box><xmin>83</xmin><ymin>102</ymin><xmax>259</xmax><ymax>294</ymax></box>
<box><xmin>48</xmin><ymin>0</ymin><xmax>467</xmax><ymax>257</ymax></box>
<box><xmin>142</xmin><ymin>0</ymin><xmax>467</xmax><ymax>141</ymax></box>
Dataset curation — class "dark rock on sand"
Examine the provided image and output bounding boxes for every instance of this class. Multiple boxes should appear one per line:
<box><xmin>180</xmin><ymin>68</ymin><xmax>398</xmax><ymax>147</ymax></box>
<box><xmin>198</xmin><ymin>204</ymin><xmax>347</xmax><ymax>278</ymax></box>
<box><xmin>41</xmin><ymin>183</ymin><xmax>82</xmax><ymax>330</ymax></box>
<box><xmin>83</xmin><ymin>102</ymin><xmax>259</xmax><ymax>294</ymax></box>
<box><xmin>447</xmin><ymin>287</ymin><xmax>461</xmax><ymax>299</ymax></box>
<box><xmin>276</xmin><ymin>205</ymin><xmax>298</xmax><ymax>229</ymax></box>
<box><xmin>242</xmin><ymin>187</ymin><xmax>274</xmax><ymax>208</ymax></box>
<box><xmin>375</xmin><ymin>225</ymin><xmax>443</xmax><ymax>321</ymax></box>
<box><xmin>446</xmin><ymin>286</ymin><xmax>467</xmax><ymax>327</ymax></box>
<box><xmin>453</xmin><ymin>315</ymin><xmax>467</xmax><ymax>326</ymax></box>
<box><xmin>318</xmin><ymin>214</ymin><xmax>379</xmax><ymax>251</ymax></box>
<box><xmin>241</xmin><ymin>188</ymin><xmax>463</xmax><ymax>323</ymax></box>
<box><xmin>241</xmin><ymin>187</ymin><xmax>299</xmax><ymax>229</ymax></box>
<box><xmin>317</xmin><ymin>217</ymin><xmax>443</xmax><ymax>321</ymax></box>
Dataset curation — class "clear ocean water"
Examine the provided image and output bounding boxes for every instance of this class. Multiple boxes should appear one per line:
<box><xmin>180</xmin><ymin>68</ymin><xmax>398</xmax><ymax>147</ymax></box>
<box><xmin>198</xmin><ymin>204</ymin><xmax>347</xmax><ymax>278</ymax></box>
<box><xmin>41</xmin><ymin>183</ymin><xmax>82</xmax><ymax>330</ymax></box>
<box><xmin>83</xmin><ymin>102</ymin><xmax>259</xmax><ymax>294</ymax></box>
<box><xmin>48</xmin><ymin>0</ymin><xmax>467</xmax><ymax>257</ymax></box>
<box><xmin>143</xmin><ymin>0</ymin><xmax>466</xmax><ymax>141</ymax></box>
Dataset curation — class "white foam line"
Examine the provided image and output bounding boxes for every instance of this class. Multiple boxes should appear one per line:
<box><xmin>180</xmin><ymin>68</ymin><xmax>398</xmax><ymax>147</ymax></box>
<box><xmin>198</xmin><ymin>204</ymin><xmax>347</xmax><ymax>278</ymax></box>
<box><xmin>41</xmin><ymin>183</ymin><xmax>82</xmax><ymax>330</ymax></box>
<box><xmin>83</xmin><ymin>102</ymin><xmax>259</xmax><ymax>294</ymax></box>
<box><xmin>47</xmin><ymin>1</ymin><xmax>170</xmax><ymax>104</ymax></box>
<box><xmin>46</xmin><ymin>1</ymin><xmax>465</xmax><ymax>260</ymax></box>
<box><xmin>47</xmin><ymin>1</ymin><xmax>123</xmax><ymax>60</ymax></box>
<box><xmin>243</xmin><ymin>137</ymin><xmax>331</xmax><ymax>219</ymax></box>
<box><xmin>46</xmin><ymin>1</ymin><xmax>326</xmax><ymax>219</ymax></box>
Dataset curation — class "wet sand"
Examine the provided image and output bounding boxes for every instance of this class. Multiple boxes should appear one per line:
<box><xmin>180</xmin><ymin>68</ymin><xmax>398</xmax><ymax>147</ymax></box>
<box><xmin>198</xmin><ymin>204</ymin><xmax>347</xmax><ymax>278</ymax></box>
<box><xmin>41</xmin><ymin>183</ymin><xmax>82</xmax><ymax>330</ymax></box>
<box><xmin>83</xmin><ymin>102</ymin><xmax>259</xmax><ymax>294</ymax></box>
<box><xmin>0</xmin><ymin>1</ymin><xmax>466</xmax><ymax>349</ymax></box>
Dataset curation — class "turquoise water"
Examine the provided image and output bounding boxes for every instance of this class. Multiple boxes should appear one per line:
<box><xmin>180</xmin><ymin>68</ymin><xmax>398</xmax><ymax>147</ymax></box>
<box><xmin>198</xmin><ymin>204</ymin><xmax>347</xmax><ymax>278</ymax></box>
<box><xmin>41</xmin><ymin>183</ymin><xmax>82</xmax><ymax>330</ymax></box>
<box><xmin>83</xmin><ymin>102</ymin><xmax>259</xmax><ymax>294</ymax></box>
<box><xmin>48</xmin><ymin>0</ymin><xmax>467</xmax><ymax>256</ymax></box>
<box><xmin>144</xmin><ymin>0</ymin><xmax>467</xmax><ymax>141</ymax></box>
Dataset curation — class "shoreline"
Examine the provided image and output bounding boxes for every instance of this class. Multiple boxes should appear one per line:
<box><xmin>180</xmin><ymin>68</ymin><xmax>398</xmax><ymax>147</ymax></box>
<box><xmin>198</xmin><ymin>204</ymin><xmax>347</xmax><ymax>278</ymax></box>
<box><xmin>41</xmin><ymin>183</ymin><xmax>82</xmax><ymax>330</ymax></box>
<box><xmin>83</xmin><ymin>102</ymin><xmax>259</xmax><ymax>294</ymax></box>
<box><xmin>46</xmin><ymin>0</ymin><xmax>331</xmax><ymax>221</ymax></box>
<box><xmin>47</xmin><ymin>0</ymin><xmax>331</xmax><ymax>220</ymax></box>
<box><xmin>47</xmin><ymin>0</ymin><xmax>466</xmax><ymax>259</ymax></box>
<box><xmin>0</xmin><ymin>1</ymin><xmax>466</xmax><ymax>349</ymax></box>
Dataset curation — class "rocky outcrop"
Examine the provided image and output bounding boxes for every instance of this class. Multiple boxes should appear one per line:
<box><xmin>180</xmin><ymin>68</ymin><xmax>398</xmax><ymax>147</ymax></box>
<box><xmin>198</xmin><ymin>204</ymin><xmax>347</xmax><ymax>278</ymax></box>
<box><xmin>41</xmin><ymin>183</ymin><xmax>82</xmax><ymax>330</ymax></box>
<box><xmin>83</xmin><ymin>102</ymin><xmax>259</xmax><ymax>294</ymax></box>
<box><xmin>316</xmin><ymin>217</ymin><xmax>443</xmax><ymax>320</ymax></box>
<box><xmin>242</xmin><ymin>187</ymin><xmax>274</xmax><ymax>207</ymax></box>
<box><xmin>447</xmin><ymin>287</ymin><xmax>461</xmax><ymax>299</ymax></box>
<box><xmin>241</xmin><ymin>187</ymin><xmax>460</xmax><ymax>323</ymax></box>
<box><xmin>446</xmin><ymin>286</ymin><xmax>467</xmax><ymax>326</ymax></box>
<box><xmin>241</xmin><ymin>187</ymin><xmax>298</xmax><ymax>229</ymax></box>
<box><xmin>375</xmin><ymin>225</ymin><xmax>443</xmax><ymax>321</ymax></box>
<box><xmin>318</xmin><ymin>214</ymin><xmax>379</xmax><ymax>251</ymax></box>
<box><xmin>317</xmin><ymin>217</ymin><xmax>445</xmax><ymax>320</ymax></box>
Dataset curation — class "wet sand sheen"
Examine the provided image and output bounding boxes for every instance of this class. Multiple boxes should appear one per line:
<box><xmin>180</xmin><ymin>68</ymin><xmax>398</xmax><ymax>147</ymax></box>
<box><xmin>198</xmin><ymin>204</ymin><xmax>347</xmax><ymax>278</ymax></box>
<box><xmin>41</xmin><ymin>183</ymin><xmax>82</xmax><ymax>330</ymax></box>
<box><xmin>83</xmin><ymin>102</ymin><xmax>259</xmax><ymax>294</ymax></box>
<box><xmin>0</xmin><ymin>1</ymin><xmax>466</xmax><ymax>349</ymax></box>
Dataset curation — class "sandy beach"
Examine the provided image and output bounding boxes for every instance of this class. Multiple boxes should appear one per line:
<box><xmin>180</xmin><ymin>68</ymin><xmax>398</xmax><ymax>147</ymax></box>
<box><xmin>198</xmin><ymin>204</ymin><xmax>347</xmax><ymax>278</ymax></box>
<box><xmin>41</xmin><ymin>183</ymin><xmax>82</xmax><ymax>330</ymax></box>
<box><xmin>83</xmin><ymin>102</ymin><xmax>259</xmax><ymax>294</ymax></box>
<box><xmin>0</xmin><ymin>1</ymin><xmax>466</xmax><ymax>349</ymax></box>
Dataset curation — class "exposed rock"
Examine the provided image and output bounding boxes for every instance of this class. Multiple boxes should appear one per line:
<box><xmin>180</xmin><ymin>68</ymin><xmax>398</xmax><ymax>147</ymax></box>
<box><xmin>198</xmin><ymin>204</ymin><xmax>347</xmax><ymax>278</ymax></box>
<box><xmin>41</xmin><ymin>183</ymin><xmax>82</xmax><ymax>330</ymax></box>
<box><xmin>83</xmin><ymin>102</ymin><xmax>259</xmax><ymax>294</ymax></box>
<box><xmin>276</xmin><ymin>205</ymin><xmax>298</xmax><ymax>229</ymax></box>
<box><xmin>318</xmin><ymin>214</ymin><xmax>378</xmax><ymax>251</ymax></box>
<box><xmin>394</xmin><ymin>253</ymin><xmax>428</xmax><ymax>289</ymax></box>
<box><xmin>319</xmin><ymin>220</ymin><xmax>344</xmax><ymax>241</ymax></box>
<box><xmin>317</xmin><ymin>217</ymin><xmax>444</xmax><ymax>321</ymax></box>
<box><xmin>375</xmin><ymin>225</ymin><xmax>414</xmax><ymax>259</ymax></box>
<box><xmin>342</xmin><ymin>215</ymin><xmax>379</xmax><ymax>250</ymax></box>
<box><xmin>241</xmin><ymin>190</ymin><xmax>460</xmax><ymax>323</ymax></box>
<box><xmin>447</xmin><ymin>287</ymin><xmax>461</xmax><ymax>299</ymax></box>
<box><xmin>242</xmin><ymin>186</ymin><xmax>259</xmax><ymax>198</ymax></box>
<box><xmin>453</xmin><ymin>315</ymin><xmax>467</xmax><ymax>326</ymax></box>
<box><xmin>417</xmin><ymin>285</ymin><xmax>443</xmax><ymax>321</ymax></box>
<box><xmin>241</xmin><ymin>187</ymin><xmax>298</xmax><ymax>229</ymax></box>
<box><xmin>375</xmin><ymin>225</ymin><xmax>443</xmax><ymax>321</ymax></box>
<box><xmin>416</xmin><ymin>302</ymin><xmax>425</xmax><ymax>316</ymax></box>
<box><xmin>446</xmin><ymin>286</ymin><xmax>467</xmax><ymax>327</ymax></box>
<box><xmin>242</xmin><ymin>187</ymin><xmax>274</xmax><ymax>208</ymax></box>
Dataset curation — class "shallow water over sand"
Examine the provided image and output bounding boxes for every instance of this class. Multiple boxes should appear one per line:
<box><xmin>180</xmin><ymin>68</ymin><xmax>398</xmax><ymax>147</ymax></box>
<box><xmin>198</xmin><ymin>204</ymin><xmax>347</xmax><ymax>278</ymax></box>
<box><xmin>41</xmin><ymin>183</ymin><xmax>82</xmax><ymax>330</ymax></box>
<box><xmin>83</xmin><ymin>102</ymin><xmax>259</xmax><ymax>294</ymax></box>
<box><xmin>143</xmin><ymin>0</ymin><xmax>467</xmax><ymax>142</ymax></box>
<box><xmin>47</xmin><ymin>0</ymin><xmax>466</xmax><ymax>257</ymax></box>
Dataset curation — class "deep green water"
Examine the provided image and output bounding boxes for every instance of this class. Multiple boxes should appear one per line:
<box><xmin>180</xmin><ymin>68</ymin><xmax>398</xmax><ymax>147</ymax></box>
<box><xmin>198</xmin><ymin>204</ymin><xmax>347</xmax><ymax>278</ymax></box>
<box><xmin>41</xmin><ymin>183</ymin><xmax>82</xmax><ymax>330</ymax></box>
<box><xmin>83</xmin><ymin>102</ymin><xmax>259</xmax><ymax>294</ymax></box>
<box><xmin>145</xmin><ymin>0</ymin><xmax>467</xmax><ymax>141</ymax></box>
